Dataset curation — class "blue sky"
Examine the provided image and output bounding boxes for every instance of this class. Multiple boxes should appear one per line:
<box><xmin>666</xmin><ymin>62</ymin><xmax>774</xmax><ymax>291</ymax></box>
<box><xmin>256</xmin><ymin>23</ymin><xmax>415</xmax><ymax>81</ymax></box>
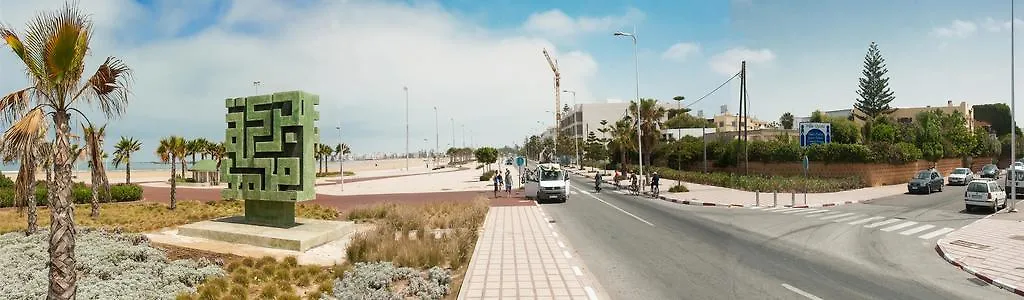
<box><xmin>0</xmin><ymin>0</ymin><xmax>1020</xmax><ymax>161</ymax></box>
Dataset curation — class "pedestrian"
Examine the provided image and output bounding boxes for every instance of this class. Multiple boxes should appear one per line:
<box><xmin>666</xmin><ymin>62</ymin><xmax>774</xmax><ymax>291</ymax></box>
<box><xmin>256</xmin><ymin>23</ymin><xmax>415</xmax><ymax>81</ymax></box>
<box><xmin>505</xmin><ymin>171</ymin><xmax>513</xmax><ymax>197</ymax></box>
<box><xmin>493</xmin><ymin>172</ymin><xmax>501</xmax><ymax>198</ymax></box>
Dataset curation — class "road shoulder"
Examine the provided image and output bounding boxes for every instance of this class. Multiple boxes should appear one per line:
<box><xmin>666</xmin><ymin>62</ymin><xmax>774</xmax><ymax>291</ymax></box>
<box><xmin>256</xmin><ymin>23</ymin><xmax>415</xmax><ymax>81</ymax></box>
<box><xmin>936</xmin><ymin>205</ymin><xmax>1024</xmax><ymax>297</ymax></box>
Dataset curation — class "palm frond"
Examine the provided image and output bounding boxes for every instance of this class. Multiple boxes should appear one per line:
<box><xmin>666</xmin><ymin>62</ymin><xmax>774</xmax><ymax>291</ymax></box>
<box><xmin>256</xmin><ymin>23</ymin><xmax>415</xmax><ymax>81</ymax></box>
<box><xmin>1</xmin><ymin>107</ymin><xmax>46</xmax><ymax>161</ymax></box>
<box><xmin>0</xmin><ymin>27</ymin><xmax>46</xmax><ymax>87</ymax></box>
<box><xmin>0</xmin><ymin>87</ymin><xmax>36</xmax><ymax>125</ymax></box>
<box><xmin>74</xmin><ymin>56</ymin><xmax>131</xmax><ymax>118</ymax></box>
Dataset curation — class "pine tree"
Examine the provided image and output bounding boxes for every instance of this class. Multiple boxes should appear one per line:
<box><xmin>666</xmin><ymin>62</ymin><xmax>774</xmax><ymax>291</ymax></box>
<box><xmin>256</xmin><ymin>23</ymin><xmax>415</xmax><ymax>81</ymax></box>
<box><xmin>854</xmin><ymin>42</ymin><xmax>896</xmax><ymax>120</ymax></box>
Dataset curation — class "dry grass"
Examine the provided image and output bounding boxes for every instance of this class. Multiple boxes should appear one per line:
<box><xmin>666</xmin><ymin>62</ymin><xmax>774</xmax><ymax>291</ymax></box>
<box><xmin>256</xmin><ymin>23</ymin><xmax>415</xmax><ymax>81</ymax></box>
<box><xmin>176</xmin><ymin>256</ymin><xmax>342</xmax><ymax>300</ymax></box>
<box><xmin>345</xmin><ymin>198</ymin><xmax>488</xmax><ymax>231</ymax></box>
<box><xmin>0</xmin><ymin>200</ymin><xmax>340</xmax><ymax>234</ymax></box>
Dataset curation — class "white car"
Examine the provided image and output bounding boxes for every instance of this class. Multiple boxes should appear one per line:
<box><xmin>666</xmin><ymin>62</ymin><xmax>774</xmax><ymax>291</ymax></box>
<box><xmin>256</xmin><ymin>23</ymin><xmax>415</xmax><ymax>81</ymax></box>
<box><xmin>965</xmin><ymin>180</ymin><xmax>1007</xmax><ymax>213</ymax></box>
<box><xmin>947</xmin><ymin>168</ymin><xmax>974</xmax><ymax>186</ymax></box>
<box><xmin>524</xmin><ymin>163</ymin><xmax>569</xmax><ymax>203</ymax></box>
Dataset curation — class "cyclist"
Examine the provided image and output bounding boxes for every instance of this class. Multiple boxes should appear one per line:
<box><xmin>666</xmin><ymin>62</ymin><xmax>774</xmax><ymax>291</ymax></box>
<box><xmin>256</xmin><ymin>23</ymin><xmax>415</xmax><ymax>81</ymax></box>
<box><xmin>630</xmin><ymin>172</ymin><xmax>639</xmax><ymax>195</ymax></box>
<box><xmin>594</xmin><ymin>172</ymin><xmax>603</xmax><ymax>192</ymax></box>
<box><xmin>651</xmin><ymin>172</ymin><xmax>660</xmax><ymax>197</ymax></box>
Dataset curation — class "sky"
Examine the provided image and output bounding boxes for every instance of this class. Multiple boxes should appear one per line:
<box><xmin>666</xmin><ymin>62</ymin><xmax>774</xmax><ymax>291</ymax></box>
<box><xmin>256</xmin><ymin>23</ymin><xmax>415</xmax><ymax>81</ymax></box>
<box><xmin>0</xmin><ymin>0</ymin><xmax>1019</xmax><ymax>161</ymax></box>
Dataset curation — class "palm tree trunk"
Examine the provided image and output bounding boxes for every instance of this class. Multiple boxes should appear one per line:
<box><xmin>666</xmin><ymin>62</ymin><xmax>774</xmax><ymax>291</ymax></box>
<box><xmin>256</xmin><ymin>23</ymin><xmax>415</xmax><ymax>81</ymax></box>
<box><xmin>169</xmin><ymin>155</ymin><xmax>177</xmax><ymax>210</ymax></box>
<box><xmin>100</xmin><ymin>164</ymin><xmax>110</xmax><ymax>204</ymax></box>
<box><xmin>180</xmin><ymin>158</ymin><xmax>186</xmax><ymax>178</ymax></box>
<box><xmin>49</xmin><ymin>111</ymin><xmax>78</xmax><ymax>300</ymax></box>
<box><xmin>26</xmin><ymin>177</ymin><xmax>37</xmax><ymax>235</ymax></box>
<box><xmin>89</xmin><ymin>166</ymin><xmax>99</xmax><ymax>218</ymax></box>
<box><xmin>125</xmin><ymin>153</ymin><xmax>131</xmax><ymax>184</ymax></box>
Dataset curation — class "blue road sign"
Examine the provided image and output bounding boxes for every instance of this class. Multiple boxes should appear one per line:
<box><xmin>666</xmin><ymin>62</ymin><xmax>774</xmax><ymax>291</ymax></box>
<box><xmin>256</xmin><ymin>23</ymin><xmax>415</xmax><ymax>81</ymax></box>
<box><xmin>516</xmin><ymin>156</ymin><xmax>526</xmax><ymax>167</ymax></box>
<box><xmin>799</xmin><ymin>122</ymin><xmax>832</xmax><ymax>147</ymax></box>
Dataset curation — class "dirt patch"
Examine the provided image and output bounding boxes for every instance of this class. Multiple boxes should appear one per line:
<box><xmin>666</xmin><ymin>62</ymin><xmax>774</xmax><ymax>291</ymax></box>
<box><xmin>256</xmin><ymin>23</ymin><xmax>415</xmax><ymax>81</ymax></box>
<box><xmin>152</xmin><ymin>242</ymin><xmax>243</xmax><ymax>263</ymax></box>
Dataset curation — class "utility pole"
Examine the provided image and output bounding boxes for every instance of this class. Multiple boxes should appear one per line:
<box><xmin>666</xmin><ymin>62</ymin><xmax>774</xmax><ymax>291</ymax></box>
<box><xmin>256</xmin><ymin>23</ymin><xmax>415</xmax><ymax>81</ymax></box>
<box><xmin>404</xmin><ymin>86</ymin><xmax>410</xmax><ymax>171</ymax></box>
<box><xmin>336</xmin><ymin>125</ymin><xmax>344</xmax><ymax>191</ymax></box>
<box><xmin>434</xmin><ymin>106</ymin><xmax>439</xmax><ymax>168</ymax></box>
<box><xmin>1012</xmin><ymin>0</ymin><xmax>1018</xmax><ymax>212</ymax></box>
<box><xmin>614</xmin><ymin>26</ymin><xmax>643</xmax><ymax>190</ymax></box>
<box><xmin>743</xmin><ymin>61</ymin><xmax>749</xmax><ymax>175</ymax></box>
<box><xmin>738</xmin><ymin>61</ymin><xmax>748</xmax><ymax>175</ymax></box>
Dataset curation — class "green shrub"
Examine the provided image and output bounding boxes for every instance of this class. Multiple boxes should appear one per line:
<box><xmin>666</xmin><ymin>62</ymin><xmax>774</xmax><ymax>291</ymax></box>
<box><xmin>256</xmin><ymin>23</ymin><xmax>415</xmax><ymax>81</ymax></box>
<box><xmin>668</xmin><ymin>185</ymin><xmax>689</xmax><ymax>193</ymax></box>
<box><xmin>110</xmin><ymin>184</ymin><xmax>144</xmax><ymax>202</ymax></box>
<box><xmin>0</xmin><ymin>189</ymin><xmax>13</xmax><ymax>208</ymax></box>
<box><xmin>479</xmin><ymin>170</ymin><xmax>496</xmax><ymax>181</ymax></box>
<box><xmin>649</xmin><ymin>166</ymin><xmax>863</xmax><ymax>193</ymax></box>
<box><xmin>0</xmin><ymin>173</ymin><xmax>13</xmax><ymax>189</ymax></box>
<box><xmin>805</xmin><ymin>143</ymin><xmax>874</xmax><ymax>163</ymax></box>
<box><xmin>869</xmin><ymin>142</ymin><xmax>922</xmax><ymax>164</ymax></box>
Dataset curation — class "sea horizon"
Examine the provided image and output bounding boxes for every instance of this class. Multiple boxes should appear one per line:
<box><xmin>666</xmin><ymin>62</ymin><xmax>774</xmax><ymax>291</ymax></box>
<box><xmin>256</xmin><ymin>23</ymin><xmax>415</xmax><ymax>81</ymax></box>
<box><xmin>0</xmin><ymin>161</ymin><xmax>178</xmax><ymax>173</ymax></box>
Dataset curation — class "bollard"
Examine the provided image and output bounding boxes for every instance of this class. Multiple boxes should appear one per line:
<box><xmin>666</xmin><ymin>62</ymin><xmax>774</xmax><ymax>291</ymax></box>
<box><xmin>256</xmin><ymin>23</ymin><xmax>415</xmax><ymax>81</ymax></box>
<box><xmin>803</xmin><ymin>192</ymin><xmax>807</xmax><ymax>204</ymax></box>
<box><xmin>773</xmin><ymin>192</ymin><xmax>778</xmax><ymax>206</ymax></box>
<box><xmin>756</xmin><ymin>191</ymin><xmax>760</xmax><ymax>206</ymax></box>
<box><xmin>791</xmin><ymin>192</ymin><xmax>795</xmax><ymax>206</ymax></box>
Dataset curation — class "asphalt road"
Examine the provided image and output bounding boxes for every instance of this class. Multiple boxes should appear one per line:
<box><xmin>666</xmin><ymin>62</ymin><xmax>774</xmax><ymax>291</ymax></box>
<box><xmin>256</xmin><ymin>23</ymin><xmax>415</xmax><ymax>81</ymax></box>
<box><xmin>539</xmin><ymin>173</ymin><xmax>1016</xmax><ymax>300</ymax></box>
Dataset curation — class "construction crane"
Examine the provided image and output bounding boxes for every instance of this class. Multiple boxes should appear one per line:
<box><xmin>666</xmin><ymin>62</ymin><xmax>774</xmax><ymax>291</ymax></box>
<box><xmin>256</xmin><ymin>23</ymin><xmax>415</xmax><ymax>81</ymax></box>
<box><xmin>542</xmin><ymin>48</ymin><xmax>560</xmax><ymax>159</ymax></box>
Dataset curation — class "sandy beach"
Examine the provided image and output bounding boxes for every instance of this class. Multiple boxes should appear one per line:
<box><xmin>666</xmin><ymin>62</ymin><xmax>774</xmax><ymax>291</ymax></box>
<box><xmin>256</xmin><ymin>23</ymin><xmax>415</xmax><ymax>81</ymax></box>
<box><xmin>8</xmin><ymin>157</ymin><xmax>447</xmax><ymax>184</ymax></box>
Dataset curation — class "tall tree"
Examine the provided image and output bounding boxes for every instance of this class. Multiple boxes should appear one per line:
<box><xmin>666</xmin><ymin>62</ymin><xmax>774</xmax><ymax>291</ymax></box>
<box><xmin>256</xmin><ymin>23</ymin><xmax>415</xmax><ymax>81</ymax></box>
<box><xmin>186</xmin><ymin>138</ymin><xmax>204</xmax><ymax>166</ymax></box>
<box><xmin>779</xmin><ymin>112</ymin><xmax>795</xmax><ymax>129</ymax></box>
<box><xmin>0</xmin><ymin>3</ymin><xmax>133</xmax><ymax>298</ymax></box>
<box><xmin>112</xmin><ymin>136</ymin><xmax>141</xmax><ymax>184</ymax></box>
<box><xmin>157</xmin><ymin>136</ymin><xmax>187</xmax><ymax>209</ymax></box>
<box><xmin>1</xmin><ymin>122</ymin><xmax>47</xmax><ymax>235</ymax></box>
<box><xmin>628</xmin><ymin>98</ymin><xmax>667</xmax><ymax>167</ymax></box>
<box><xmin>205</xmin><ymin>142</ymin><xmax>226</xmax><ymax>184</ymax></box>
<box><xmin>82</xmin><ymin>123</ymin><xmax>110</xmax><ymax>218</ymax></box>
<box><xmin>853</xmin><ymin>42</ymin><xmax>897</xmax><ymax>120</ymax></box>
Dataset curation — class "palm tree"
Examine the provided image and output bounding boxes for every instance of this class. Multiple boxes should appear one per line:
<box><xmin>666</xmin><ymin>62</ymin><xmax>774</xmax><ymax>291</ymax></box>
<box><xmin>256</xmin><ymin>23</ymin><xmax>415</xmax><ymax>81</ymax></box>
<box><xmin>112</xmin><ymin>136</ymin><xmax>141</xmax><ymax>184</ymax></box>
<box><xmin>0</xmin><ymin>3</ymin><xmax>132</xmax><ymax>298</ymax></box>
<box><xmin>628</xmin><ymin>99</ymin><xmax>667</xmax><ymax>168</ymax></box>
<box><xmin>192</xmin><ymin>138</ymin><xmax>211</xmax><ymax>160</ymax></box>
<box><xmin>206</xmin><ymin>142</ymin><xmax>226</xmax><ymax>184</ymax></box>
<box><xmin>82</xmin><ymin>123</ymin><xmax>110</xmax><ymax>218</ymax></box>
<box><xmin>607</xmin><ymin>117</ymin><xmax>636</xmax><ymax>171</ymax></box>
<box><xmin>1</xmin><ymin>122</ymin><xmax>47</xmax><ymax>235</ymax></box>
<box><xmin>157</xmin><ymin>136</ymin><xmax>186</xmax><ymax>209</ymax></box>
<box><xmin>336</xmin><ymin>143</ymin><xmax>351</xmax><ymax>174</ymax></box>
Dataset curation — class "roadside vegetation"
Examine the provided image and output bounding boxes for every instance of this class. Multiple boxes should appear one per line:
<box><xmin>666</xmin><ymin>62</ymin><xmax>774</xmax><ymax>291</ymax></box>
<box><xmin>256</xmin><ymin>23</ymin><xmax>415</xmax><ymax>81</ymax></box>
<box><xmin>651</xmin><ymin>167</ymin><xmax>863</xmax><ymax>193</ymax></box>
<box><xmin>316</xmin><ymin>170</ymin><xmax>356</xmax><ymax>178</ymax></box>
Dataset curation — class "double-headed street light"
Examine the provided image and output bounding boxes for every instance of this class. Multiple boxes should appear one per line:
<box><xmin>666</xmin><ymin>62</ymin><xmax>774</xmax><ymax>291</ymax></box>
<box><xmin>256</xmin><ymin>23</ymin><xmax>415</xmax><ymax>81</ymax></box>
<box><xmin>562</xmin><ymin>90</ymin><xmax>581</xmax><ymax>169</ymax></box>
<box><xmin>614</xmin><ymin>28</ymin><xmax>644</xmax><ymax>190</ymax></box>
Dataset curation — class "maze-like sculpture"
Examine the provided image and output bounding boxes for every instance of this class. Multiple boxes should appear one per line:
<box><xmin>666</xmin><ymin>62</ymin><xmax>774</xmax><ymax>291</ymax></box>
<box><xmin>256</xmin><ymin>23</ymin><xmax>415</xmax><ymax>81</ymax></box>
<box><xmin>221</xmin><ymin>91</ymin><xmax>319</xmax><ymax>226</ymax></box>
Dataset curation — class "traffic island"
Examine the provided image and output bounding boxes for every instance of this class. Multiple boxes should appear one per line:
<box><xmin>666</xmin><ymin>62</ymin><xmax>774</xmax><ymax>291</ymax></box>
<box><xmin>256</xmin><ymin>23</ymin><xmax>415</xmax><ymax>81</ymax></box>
<box><xmin>178</xmin><ymin>216</ymin><xmax>355</xmax><ymax>251</ymax></box>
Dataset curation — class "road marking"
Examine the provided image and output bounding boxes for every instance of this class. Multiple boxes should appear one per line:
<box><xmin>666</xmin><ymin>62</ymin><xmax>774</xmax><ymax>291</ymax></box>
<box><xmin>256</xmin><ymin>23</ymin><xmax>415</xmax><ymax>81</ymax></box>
<box><xmin>749</xmin><ymin>206</ymin><xmax>765</xmax><ymax>209</ymax></box>
<box><xmin>781</xmin><ymin>283</ymin><xmax>823</xmax><ymax>300</ymax></box>
<box><xmin>833</xmin><ymin>214</ymin><xmax>864</xmax><ymax>223</ymax></box>
<box><xmin>864</xmin><ymin>219</ymin><xmax>901</xmax><ymax>228</ymax></box>
<box><xmin>572</xmin><ymin>266</ymin><xmax>583</xmax><ymax>276</ymax></box>
<box><xmin>820</xmin><ymin>212</ymin><xmax>855</xmax><ymax>220</ymax></box>
<box><xmin>900</xmin><ymin>224</ymin><xmax>936</xmax><ymax>236</ymax></box>
<box><xmin>576</xmin><ymin>186</ymin><xmax>656</xmax><ymax>227</ymax></box>
<box><xmin>880</xmin><ymin>221</ymin><xmax>919</xmax><ymax>232</ymax></box>
<box><xmin>773</xmin><ymin>208</ymin><xmax>798</xmax><ymax>213</ymax></box>
<box><xmin>763</xmin><ymin>207</ymin><xmax>787</xmax><ymax>211</ymax></box>
<box><xmin>563</xmin><ymin>250</ymin><xmax>573</xmax><ymax>258</ymax></box>
<box><xmin>557</xmin><ymin>241</ymin><xmax>566</xmax><ymax>248</ymax></box>
<box><xmin>783</xmin><ymin>208</ymin><xmax>816</xmax><ymax>214</ymax></box>
<box><xmin>804</xmin><ymin>210</ymin><xmax>836</xmax><ymax>217</ymax></box>
<box><xmin>919</xmin><ymin>227</ymin><xmax>956</xmax><ymax>239</ymax></box>
<box><xmin>848</xmin><ymin>216</ymin><xmax>885</xmax><ymax>225</ymax></box>
<box><xmin>797</xmin><ymin>210</ymin><xmax>830</xmax><ymax>216</ymax></box>
<box><xmin>552</xmin><ymin>231</ymin><xmax>559</xmax><ymax>237</ymax></box>
<box><xmin>584</xmin><ymin>287</ymin><xmax>599</xmax><ymax>300</ymax></box>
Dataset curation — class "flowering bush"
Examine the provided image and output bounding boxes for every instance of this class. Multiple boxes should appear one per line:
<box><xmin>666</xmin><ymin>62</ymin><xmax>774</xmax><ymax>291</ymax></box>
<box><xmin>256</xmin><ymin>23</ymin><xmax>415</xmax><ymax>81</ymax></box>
<box><xmin>0</xmin><ymin>229</ymin><xmax>223</xmax><ymax>299</ymax></box>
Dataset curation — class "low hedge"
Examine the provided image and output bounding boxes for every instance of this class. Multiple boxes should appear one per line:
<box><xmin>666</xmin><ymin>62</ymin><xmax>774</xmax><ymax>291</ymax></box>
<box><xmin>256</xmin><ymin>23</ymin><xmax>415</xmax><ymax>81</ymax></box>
<box><xmin>668</xmin><ymin>139</ymin><xmax>930</xmax><ymax>166</ymax></box>
<box><xmin>649</xmin><ymin>166</ymin><xmax>864</xmax><ymax>193</ymax></box>
<box><xmin>0</xmin><ymin>182</ymin><xmax>144</xmax><ymax>208</ymax></box>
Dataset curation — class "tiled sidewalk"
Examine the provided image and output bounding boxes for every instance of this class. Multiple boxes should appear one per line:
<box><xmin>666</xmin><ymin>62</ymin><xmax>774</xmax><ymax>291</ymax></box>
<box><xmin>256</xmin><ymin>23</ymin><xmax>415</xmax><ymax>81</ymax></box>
<box><xmin>458</xmin><ymin>205</ymin><xmax>600</xmax><ymax>300</ymax></box>
<box><xmin>936</xmin><ymin>208</ymin><xmax>1024</xmax><ymax>296</ymax></box>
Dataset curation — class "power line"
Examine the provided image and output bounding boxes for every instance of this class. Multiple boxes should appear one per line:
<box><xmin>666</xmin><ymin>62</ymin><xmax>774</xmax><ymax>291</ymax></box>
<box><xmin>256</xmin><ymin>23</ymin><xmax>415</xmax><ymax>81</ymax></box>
<box><xmin>685</xmin><ymin>71</ymin><xmax>741</xmax><ymax>109</ymax></box>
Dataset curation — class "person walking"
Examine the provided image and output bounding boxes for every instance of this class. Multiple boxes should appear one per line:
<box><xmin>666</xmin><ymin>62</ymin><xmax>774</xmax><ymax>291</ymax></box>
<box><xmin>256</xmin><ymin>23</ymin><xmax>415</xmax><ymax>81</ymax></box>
<box><xmin>505</xmin><ymin>169</ymin><xmax>513</xmax><ymax>197</ymax></box>
<box><xmin>493</xmin><ymin>172</ymin><xmax>502</xmax><ymax>198</ymax></box>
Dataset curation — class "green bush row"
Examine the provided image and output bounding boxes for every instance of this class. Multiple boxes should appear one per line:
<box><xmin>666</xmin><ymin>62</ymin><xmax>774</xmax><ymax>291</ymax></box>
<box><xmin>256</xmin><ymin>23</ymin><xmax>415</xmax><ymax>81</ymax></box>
<box><xmin>649</xmin><ymin>166</ymin><xmax>864</xmax><ymax>193</ymax></box>
<box><xmin>669</xmin><ymin>139</ymin><xmax>933</xmax><ymax>167</ymax></box>
<box><xmin>0</xmin><ymin>182</ymin><xmax>144</xmax><ymax>208</ymax></box>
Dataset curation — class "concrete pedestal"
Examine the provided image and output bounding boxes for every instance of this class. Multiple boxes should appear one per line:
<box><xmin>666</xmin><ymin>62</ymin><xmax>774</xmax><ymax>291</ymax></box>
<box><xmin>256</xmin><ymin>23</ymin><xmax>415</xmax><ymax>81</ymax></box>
<box><xmin>178</xmin><ymin>216</ymin><xmax>354</xmax><ymax>251</ymax></box>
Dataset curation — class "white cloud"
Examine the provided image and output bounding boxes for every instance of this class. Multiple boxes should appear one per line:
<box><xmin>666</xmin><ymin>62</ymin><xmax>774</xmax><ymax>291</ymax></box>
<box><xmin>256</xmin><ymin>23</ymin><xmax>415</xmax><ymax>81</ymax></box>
<box><xmin>521</xmin><ymin>8</ymin><xmax>645</xmax><ymax>38</ymax></box>
<box><xmin>0</xmin><ymin>0</ymin><xmax>601</xmax><ymax>157</ymax></box>
<box><xmin>708</xmin><ymin>47</ymin><xmax>775</xmax><ymax>76</ymax></box>
<box><xmin>931</xmin><ymin>19</ymin><xmax>977</xmax><ymax>38</ymax></box>
<box><xmin>661</xmin><ymin>42</ymin><xmax>701</xmax><ymax>62</ymax></box>
<box><xmin>981</xmin><ymin>17</ymin><xmax>1024</xmax><ymax>32</ymax></box>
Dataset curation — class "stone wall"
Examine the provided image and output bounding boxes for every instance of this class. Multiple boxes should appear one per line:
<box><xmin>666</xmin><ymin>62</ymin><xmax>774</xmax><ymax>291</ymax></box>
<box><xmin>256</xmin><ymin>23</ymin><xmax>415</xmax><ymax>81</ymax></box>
<box><xmin>707</xmin><ymin>157</ymin><xmax>994</xmax><ymax>187</ymax></box>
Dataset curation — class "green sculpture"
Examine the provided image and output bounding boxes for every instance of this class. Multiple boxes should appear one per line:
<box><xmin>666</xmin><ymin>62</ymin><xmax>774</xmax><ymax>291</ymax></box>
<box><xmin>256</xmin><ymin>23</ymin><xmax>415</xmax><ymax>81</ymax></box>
<box><xmin>221</xmin><ymin>90</ymin><xmax>320</xmax><ymax>227</ymax></box>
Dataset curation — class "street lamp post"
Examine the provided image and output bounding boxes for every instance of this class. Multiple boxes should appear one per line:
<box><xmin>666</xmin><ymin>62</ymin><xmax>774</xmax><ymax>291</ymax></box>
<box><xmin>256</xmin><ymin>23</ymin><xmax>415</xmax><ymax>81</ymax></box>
<box><xmin>615</xmin><ymin>27</ymin><xmax>644</xmax><ymax>190</ymax></box>
<box><xmin>434</xmin><ymin>106</ymin><xmax>439</xmax><ymax>168</ymax></box>
<box><xmin>336</xmin><ymin>125</ymin><xmax>344</xmax><ymax>191</ymax></box>
<box><xmin>253</xmin><ymin>81</ymin><xmax>262</xmax><ymax>94</ymax></box>
<box><xmin>1011</xmin><ymin>0</ymin><xmax>1018</xmax><ymax>212</ymax></box>
<box><xmin>404</xmin><ymin>86</ymin><xmax>410</xmax><ymax>171</ymax></box>
<box><xmin>562</xmin><ymin>90</ymin><xmax>581</xmax><ymax>169</ymax></box>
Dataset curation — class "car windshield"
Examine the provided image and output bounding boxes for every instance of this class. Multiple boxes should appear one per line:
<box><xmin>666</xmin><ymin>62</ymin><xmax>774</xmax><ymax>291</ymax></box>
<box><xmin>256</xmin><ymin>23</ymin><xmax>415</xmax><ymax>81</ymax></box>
<box><xmin>915</xmin><ymin>172</ymin><xmax>931</xmax><ymax>179</ymax></box>
<box><xmin>952</xmin><ymin>169</ymin><xmax>968</xmax><ymax>174</ymax></box>
<box><xmin>967</xmin><ymin>182</ymin><xmax>989</xmax><ymax>193</ymax></box>
<box><xmin>983</xmin><ymin>165</ymin><xmax>997</xmax><ymax>172</ymax></box>
<box><xmin>539</xmin><ymin>169</ymin><xmax>562</xmax><ymax>181</ymax></box>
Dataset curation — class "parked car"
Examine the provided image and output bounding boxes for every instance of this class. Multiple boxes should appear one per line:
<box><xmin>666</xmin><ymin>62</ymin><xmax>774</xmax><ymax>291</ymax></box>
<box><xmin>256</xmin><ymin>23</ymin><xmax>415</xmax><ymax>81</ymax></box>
<box><xmin>908</xmin><ymin>169</ymin><xmax>944</xmax><ymax>194</ymax></box>
<box><xmin>965</xmin><ymin>179</ymin><xmax>1007</xmax><ymax>213</ymax></box>
<box><xmin>979</xmin><ymin>164</ymin><xmax>1000</xmax><ymax>179</ymax></box>
<box><xmin>947</xmin><ymin>168</ymin><xmax>974</xmax><ymax>186</ymax></box>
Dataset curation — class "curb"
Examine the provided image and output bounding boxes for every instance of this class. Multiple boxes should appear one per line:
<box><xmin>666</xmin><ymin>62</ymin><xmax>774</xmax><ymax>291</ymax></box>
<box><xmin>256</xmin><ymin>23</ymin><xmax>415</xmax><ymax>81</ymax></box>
<box><xmin>934</xmin><ymin>243</ymin><xmax>1024</xmax><ymax>297</ymax></box>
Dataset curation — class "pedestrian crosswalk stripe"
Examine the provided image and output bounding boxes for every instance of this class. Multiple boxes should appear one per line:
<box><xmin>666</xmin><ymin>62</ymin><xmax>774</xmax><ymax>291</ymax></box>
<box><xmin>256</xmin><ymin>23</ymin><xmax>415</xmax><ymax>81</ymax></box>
<box><xmin>775</xmin><ymin>208</ymin><xmax>801</xmax><ymax>213</ymax></box>
<box><xmin>865</xmin><ymin>219</ymin><xmax>901</xmax><ymax>228</ymax></box>
<box><xmin>749</xmin><ymin>206</ymin><xmax>765</xmax><ymax>209</ymax></box>
<box><xmin>848</xmin><ymin>216</ymin><xmax>885</xmax><ymax>225</ymax></box>
<box><xmin>783</xmin><ymin>208</ymin><xmax>815</xmax><ymax>214</ymax></box>
<box><xmin>899</xmin><ymin>224</ymin><xmax>935</xmax><ymax>236</ymax></box>
<box><xmin>794</xmin><ymin>209</ymin><xmax>828</xmax><ymax>215</ymax></box>
<box><xmin>880</xmin><ymin>221</ymin><xmax>919</xmax><ymax>232</ymax></box>
<box><xmin>820</xmin><ymin>212</ymin><xmax>855</xmax><ymax>220</ymax></box>
<box><xmin>763</xmin><ymin>207</ymin><xmax>787</xmax><ymax>211</ymax></box>
<box><xmin>918</xmin><ymin>227</ymin><xmax>956</xmax><ymax>239</ymax></box>
<box><xmin>809</xmin><ymin>211</ymin><xmax>843</xmax><ymax>218</ymax></box>
<box><xmin>802</xmin><ymin>210</ymin><xmax>833</xmax><ymax>217</ymax></box>
<box><xmin>833</xmin><ymin>214</ymin><xmax>864</xmax><ymax>223</ymax></box>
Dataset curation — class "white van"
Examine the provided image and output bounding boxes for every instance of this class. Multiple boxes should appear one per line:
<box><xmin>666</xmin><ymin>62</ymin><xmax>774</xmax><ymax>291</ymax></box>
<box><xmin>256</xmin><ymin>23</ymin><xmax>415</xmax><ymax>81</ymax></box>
<box><xmin>525</xmin><ymin>163</ymin><xmax>569</xmax><ymax>203</ymax></box>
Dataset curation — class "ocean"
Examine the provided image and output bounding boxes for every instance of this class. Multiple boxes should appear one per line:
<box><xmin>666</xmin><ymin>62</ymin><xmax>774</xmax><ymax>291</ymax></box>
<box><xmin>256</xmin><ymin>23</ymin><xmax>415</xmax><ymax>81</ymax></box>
<box><xmin>0</xmin><ymin>161</ymin><xmax>175</xmax><ymax>173</ymax></box>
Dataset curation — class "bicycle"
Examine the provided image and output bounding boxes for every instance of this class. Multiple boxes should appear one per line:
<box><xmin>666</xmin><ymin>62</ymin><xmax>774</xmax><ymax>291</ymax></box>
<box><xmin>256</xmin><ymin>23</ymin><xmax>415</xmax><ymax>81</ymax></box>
<box><xmin>650</xmin><ymin>184</ymin><xmax>660</xmax><ymax>198</ymax></box>
<box><xmin>629</xmin><ymin>182</ymin><xmax>640</xmax><ymax>196</ymax></box>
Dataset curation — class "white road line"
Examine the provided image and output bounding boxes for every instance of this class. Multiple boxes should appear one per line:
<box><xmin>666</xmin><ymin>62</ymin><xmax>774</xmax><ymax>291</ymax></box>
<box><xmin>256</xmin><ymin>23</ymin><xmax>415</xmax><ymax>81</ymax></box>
<box><xmin>880</xmin><ymin>221</ymin><xmax>919</xmax><ymax>232</ymax></box>
<box><xmin>557</xmin><ymin>241</ymin><xmax>566</xmax><ymax>248</ymax></box>
<box><xmin>919</xmin><ymin>227</ymin><xmax>956</xmax><ymax>239</ymax></box>
<box><xmin>783</xmin><ymin>208</ymin><xmax>815</xmax><ymax>214</ymax></box>
<box><xmin>795</xmin><ymin>209</ymin><xmax>829</xmax><ymax>216</ymax></box>
<box><xmin>804</xmin><ymin>210</ymin><xmax>835</xmax><ymax>217</ymax></box>
<box><xmin>773</xmin><ymin>208</ymin><xmax>799</xmax><ymax>213</ymax></box>
<box><xmin>900</xmin><ymin>224</ymin><xmax>936</xmax><ymax>236</ymax></box>
<box><xmin>833</xmin><ymin>214</ymin><xmax>864</xmax><ymax>223</ymax></box>
<box><xmin>820</xmin><ymin>212</ymin><xmax>855</xmax><ymax>220</ymax></box>
<box><xmin>572</xmin><ymin>266</ymin><xmax>583</xmax><ymax>276</ymax></box>
<box><xmin>563</xmin><ymin>250</ymin><xmax>573</xmax><ymax>258</ymax></box>
<box><xmin>749</xmin><ymin>206</ymin><xmax>765</xmax><ymax>209</ymax></box>
<box><xmin>584</xmin><ymin>287</ymin><xmax>599</xmax><ymax>300</ymax></box>
<box><xmin>575</xmin><ymin>186</ymin><xmax>656</xmax><ymax>227</ymax></box>
<box><xmin>552</xmin><ymin>231</ymin><xmax>559</xmax><ymax>237</ymax></box>
<box><xmin>781</xmin><ymin>283</ymin><xmax>823</xmax><ymax>300</ymax></box>
<box><xmin>763</xmin><ymin>207</ymin><xmax>787</xmax><ymax>211</ymax></box>
<box><xmin>848</xmin><ymin>216</ymin><xmax>885</xmax><ymax>225</ymax></box>
<box><xmin>864</xmin><ymin>219</ymin><xmax>900</xmax><ymax>228</ymax></box>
